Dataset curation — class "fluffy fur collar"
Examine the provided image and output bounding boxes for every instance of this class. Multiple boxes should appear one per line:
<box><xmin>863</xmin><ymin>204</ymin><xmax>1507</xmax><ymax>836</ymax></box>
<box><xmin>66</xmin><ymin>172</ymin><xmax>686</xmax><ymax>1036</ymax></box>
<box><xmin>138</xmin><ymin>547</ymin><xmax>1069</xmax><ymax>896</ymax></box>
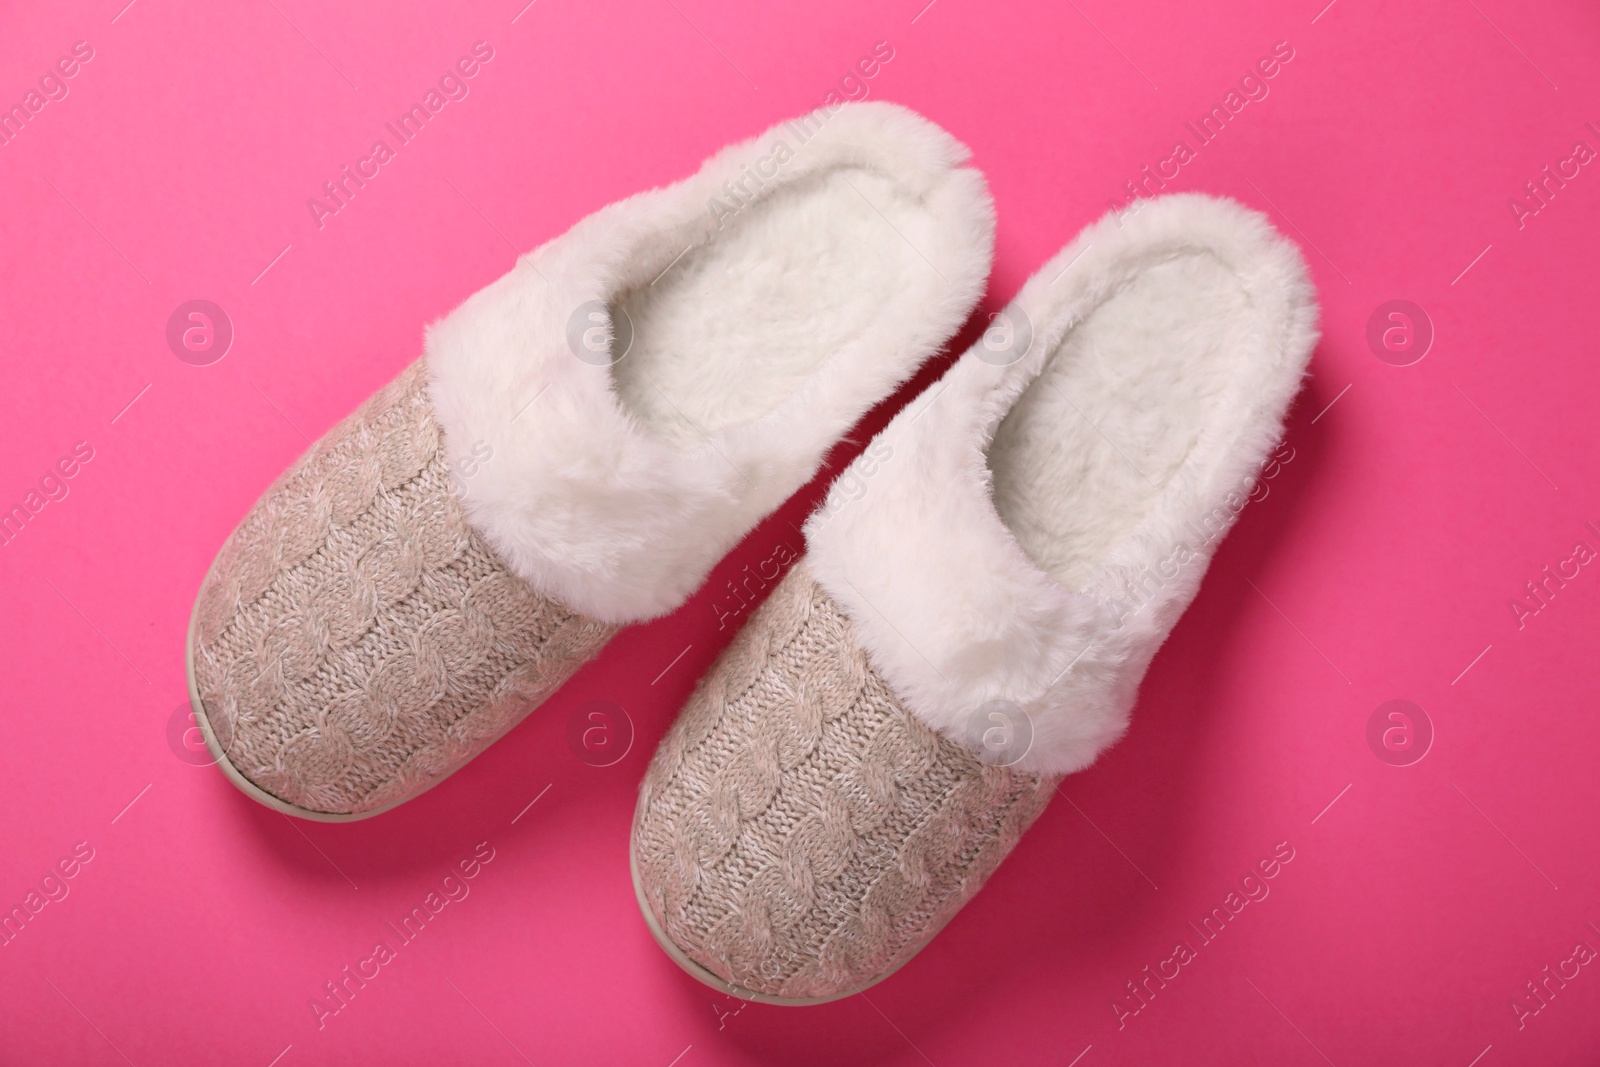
<box><xmin>426</xmin><ymin>102</ymin><xmax>995</xmax><ymax>623</ymax></box>
<box><xmin>805</xmin><ymin>194</ymin><xmax>1319</xmax><ymax>775</ymax></box>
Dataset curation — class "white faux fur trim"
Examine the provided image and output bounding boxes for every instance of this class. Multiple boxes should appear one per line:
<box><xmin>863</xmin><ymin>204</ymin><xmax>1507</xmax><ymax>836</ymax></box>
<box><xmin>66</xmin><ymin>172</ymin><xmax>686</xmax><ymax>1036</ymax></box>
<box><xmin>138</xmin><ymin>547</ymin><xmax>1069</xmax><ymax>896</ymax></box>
<box><xmin>425</xmin><ymin>103</ymin><xmax>995</xmax><ymax>623</ymax></box>
<box><xmin>805</xmin><ymin>194</ymin><xmax>1319</xmax><ymax>775</ymax></box>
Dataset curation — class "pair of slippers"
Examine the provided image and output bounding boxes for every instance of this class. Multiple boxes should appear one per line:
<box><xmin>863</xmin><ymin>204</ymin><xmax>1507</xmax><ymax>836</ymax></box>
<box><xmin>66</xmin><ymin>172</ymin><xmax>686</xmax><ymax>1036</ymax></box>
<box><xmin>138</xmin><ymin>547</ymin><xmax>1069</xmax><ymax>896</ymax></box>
<box><xmin>186</xmin><ymin>102</ymin><xmax>1318</xmax><ymax>1003</ymax></box>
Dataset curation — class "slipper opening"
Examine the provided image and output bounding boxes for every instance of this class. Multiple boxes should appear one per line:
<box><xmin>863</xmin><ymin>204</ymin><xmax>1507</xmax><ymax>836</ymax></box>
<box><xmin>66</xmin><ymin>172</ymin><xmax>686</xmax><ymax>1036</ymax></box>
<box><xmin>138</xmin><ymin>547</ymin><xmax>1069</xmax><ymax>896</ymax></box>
<box><xmin>987</xmin><ymin>251</ymin><xmax>1256</xmax><ymax>590</ymax></box>
<box><xmin>612</xmin><ymin>166</ymin><xmax>941</xmax><ymax>448</ymax></box>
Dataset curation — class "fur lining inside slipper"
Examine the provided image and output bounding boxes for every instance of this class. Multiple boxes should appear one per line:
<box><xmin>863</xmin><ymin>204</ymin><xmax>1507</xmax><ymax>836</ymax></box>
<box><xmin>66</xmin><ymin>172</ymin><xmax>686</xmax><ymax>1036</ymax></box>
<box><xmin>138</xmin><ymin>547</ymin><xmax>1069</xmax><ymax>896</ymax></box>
<box><xmin>426</xmin><ymin>102</ymin><xmax>995</xmax><ymax>623</ymax></box>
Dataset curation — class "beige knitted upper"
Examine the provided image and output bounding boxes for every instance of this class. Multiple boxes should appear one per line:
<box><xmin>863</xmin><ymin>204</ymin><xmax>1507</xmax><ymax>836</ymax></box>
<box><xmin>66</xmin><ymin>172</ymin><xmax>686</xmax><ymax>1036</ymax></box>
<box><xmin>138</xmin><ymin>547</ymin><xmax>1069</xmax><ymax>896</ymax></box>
<box><xmin>632</xmin><ymin>563</ymin><xmax>1054</xmax><ymax>1000</ymax></box>
<box><xmin>190</xmin><ymin>360</ymin><xmax>618</xmax><ymax>816</ymax></box>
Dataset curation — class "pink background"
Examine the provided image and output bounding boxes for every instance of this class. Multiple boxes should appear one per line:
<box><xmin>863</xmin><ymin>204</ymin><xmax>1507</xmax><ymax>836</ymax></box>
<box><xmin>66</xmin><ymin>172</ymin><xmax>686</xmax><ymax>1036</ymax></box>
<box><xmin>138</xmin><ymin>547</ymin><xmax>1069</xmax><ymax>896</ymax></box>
<box><xmin>3</xmin><ymin>0</ymin><xmax>1599</xmax><ymax>1063</ymax></box>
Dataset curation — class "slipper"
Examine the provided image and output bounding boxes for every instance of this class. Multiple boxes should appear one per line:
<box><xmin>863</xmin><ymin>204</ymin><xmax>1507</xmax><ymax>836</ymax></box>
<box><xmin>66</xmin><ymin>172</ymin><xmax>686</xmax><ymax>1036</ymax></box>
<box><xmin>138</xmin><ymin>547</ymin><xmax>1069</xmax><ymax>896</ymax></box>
<box><xmin>186</xmin><ymin>102</ymin><xmax>996</xmax><ymax>820</ymax></box>
<box><xmin>630</xmin><ymin>193</ymin><xmax>1319</xmax><ymax>1002</ymax></box>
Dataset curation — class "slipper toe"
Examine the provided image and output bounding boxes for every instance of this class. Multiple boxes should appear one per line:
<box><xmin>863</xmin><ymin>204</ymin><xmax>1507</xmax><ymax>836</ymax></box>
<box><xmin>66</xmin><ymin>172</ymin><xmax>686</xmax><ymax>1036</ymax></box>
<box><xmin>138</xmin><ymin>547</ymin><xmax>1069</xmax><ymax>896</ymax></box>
<box><xmin>189</xmin><ymin>361</ymin><xmax>617</xmax><ymax>820</ymax></box>
<box><xmin>632</xmin><ymin>565</ymin><xmax>1053</xmax><ymax>1003</ymax></box>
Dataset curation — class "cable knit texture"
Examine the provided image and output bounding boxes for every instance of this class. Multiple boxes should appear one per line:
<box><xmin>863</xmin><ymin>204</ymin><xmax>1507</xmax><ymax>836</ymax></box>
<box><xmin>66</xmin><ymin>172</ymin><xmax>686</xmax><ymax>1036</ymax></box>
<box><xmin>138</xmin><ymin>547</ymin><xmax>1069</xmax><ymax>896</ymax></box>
<box><xmin>633</xmin><ymin>563</ymin><xmax>1054</xmax><ymax>1000</ymax></box>
<box><xmin>190</xmin><ymin>361</ymin><xmax>618</xmax><ymax>817</ymax></box>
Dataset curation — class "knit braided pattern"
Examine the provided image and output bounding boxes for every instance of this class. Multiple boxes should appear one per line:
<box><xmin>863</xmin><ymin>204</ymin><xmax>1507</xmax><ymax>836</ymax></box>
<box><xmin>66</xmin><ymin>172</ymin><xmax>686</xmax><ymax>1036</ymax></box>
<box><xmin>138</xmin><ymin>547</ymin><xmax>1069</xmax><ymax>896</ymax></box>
<box><xmin>632</xmin><ymin>563</ymin><xmax>1055</xmax><ymax>1000</ymax></box>
<box><xmin>190</xmin><ymin>360</ymin><xmax>618</xmax><ymax>816</ymax></box>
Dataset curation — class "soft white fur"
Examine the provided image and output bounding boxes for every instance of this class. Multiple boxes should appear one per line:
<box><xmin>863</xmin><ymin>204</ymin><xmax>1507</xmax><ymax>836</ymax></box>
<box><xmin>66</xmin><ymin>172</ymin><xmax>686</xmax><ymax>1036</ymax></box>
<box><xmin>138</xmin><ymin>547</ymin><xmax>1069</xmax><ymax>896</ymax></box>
<box><xmin>805</xmin><ymin>194</ymin><xmax>1320</xmax><ymax>775</ymax></box>
<box><xmin>426</xmin><ymin>102</ymin><xmax>995</xmax><ymax>623</ymax></box>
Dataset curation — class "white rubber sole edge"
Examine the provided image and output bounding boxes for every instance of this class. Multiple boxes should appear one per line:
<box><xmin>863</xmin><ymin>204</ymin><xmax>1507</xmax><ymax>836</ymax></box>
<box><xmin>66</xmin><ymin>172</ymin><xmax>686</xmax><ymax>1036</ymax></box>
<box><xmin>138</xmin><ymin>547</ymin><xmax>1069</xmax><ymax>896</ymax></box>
<box><xmin>627</xmin><ymin>836</ymin><xmax>943</xmax><ymax>1007</ymax></box>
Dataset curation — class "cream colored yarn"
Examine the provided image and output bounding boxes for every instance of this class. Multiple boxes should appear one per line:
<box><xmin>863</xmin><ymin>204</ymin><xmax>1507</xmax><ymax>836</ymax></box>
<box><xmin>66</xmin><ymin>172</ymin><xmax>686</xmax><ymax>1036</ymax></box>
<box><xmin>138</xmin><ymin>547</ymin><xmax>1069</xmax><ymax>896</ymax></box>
<box><xmin>191</xmin><ymin>361</ymin><xmax>617</xmax><ymax>816</ymax></box>
<box><xmin>633</xmin><ymin>563</ymin><xmax>1055</xmax><ymax>1000</ymax></box>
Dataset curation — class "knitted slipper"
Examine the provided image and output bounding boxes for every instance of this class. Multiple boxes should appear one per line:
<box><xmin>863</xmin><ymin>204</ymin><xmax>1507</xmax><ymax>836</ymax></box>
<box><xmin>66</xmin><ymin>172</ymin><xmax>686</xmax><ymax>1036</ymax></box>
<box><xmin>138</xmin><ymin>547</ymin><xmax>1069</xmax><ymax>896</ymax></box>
<box><xmin>631</xmin><ymin>193</ymin><xmax>1319</xmax><ymax>1002</ymax></box>
<box><xmin>186</xmin><ymin>102</ymin><xmax>995</xmax><ymax>821</ymax></box>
